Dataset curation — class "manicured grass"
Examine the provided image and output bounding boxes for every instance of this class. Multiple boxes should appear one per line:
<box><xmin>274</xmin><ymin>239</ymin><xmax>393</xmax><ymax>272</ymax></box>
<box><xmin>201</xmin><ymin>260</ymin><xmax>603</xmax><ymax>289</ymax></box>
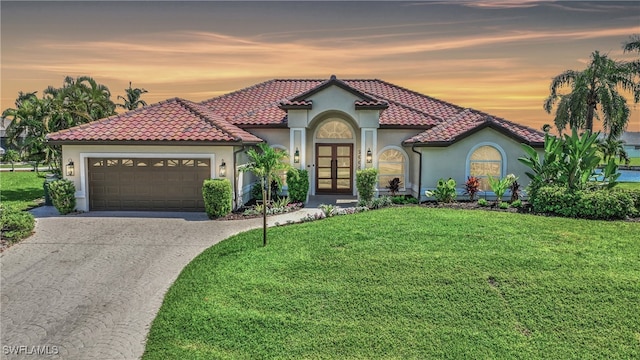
<box><xmin>617</xmin><ymin>182</ymin><xmax>640</xmax><ymax>190</ymax></box>
<box><xmin>626</xmin><ymin>157</ymin><xmax>640</xmax><ymax>166</ymax></box>
<box><xmin>0</xmin><ymin>172</ymin><xmax>45</xmax><ymax>210</ymax></box>
<box><xmin>144</xmin><ymin>208</ymin><xmax>640</xmax><ymax>359</ymax></box>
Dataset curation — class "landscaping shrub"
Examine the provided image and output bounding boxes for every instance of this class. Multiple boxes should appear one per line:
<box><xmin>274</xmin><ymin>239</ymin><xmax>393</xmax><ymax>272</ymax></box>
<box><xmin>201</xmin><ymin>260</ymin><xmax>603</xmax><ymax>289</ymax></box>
<box><xmin>499</xmin><ymin>202</ymin><xmax>510</xmax><ymax>209</ymax></box>
<box><xmin>386</xmin><ymin>177</ymin><xmax>402</xmax><ymax>196</ymax></box>
<box><xmin>531</xmin><ymin>186</ymin><xmax>581</xmax><ymax>217</ymax></box>
<box><xmin>251</xmin><ymin>180</ymin><xmax>280</xmax><ymax>202</ymax></box>
<box><xmin>432</xmin><ymin>178</ymin><xmax>457</xmax><ymax>203</ymax></box>
<box><xmin>532</xmin><ymin>185</ymin><xmax>634</xmax><ymax>220</ymax></box>
<box><xmin>464</xmin><ymin>176</ymin><xmax>480</xmax><ymax>201</ymax></box>
<box><xmin>510</xmin><ymin>199</ymin><xmax>523</xmax><ymax>208</ymax></box>
<box><xmin>0</xmin><ymin>205</ymin><xmax>35</xmax><ymax>243</ymax></box>
<box><xmin>202</xmin><ymin>179</ymin><xmax>232</xmax><ymax>218</ymax></box>
<box><xmin>286</xmin><ymin>168</ymin><xmax>309</xmax><ymax>203</ymax></box>
<box><xmin>478</xmin><ymin>198</ymin><xmax>489</xmax><ymax>207</ymax></box>
<box><xmin>488</xmin><ymin>174</ymin><xmax>516</xmax><ymax>203</ymax></box>
<box><xmin>356</xmin><ymin>168</ymin><xmax>378</xmax><ymax>203</ymax></box>
<box><xmin>391</xmin><ymin>195</ymin><xmax>418</xmax><ymax>205</ymax></box>
<box><xmin>612</xmin><ymin>188</ymin><xmax>640</xmax><ymax>216</ymax></box>
<box><xmin>577</xmin><ymin>190</ymin><xmax>634</xmax><ymax>220</ymax></box>
<box><xmin>48</xmin><ymin>179</ymin><xmax>76</xmax><ymax>215</ymax></box>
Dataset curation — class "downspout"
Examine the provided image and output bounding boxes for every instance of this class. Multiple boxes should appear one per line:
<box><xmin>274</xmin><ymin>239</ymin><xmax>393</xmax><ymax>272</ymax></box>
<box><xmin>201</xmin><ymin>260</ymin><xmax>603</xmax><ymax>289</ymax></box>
<box><xmin>233</xmin><ymin>144</ymin><xmax>246</xmax><ymax>209</ymax></box>
<box><xmin>411</xmin><ymin>144</ymin><xmax>422</xmax><ymax>203</ymax></box>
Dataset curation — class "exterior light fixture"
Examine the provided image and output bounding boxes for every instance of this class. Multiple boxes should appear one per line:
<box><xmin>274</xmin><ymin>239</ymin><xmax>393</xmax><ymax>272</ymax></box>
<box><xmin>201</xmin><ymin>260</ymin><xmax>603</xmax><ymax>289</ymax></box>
<box><xmin>294</xmin><ymin>148</ymin><xmax>300</xmax><ymax>163</ymax></box>
<box><xmin>219</xmin><ymin>159</ymin><xmax>226</xmax><ymax>177</ymax></box>
<box><xmin>366</xmin><ymin>148</ymin><xmax>373</xmax><ymax>163</ymax></box>
<box><xmin>65</xmin><ymin>159</ymin><xmax>75</xmax><ymax>176</ymax></box>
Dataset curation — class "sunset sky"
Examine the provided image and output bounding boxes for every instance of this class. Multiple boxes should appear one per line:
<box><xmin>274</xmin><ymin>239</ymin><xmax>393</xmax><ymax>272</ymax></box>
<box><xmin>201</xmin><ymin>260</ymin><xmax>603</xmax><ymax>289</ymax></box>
<box><xmin>2</xmin><ymin>1</ymin><xmax>639</xmax><ymax>132</ymax></box>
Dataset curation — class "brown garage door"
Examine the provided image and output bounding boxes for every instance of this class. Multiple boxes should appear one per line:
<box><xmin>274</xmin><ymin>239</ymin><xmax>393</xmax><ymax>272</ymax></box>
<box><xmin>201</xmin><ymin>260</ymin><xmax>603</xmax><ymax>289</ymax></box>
<box><xmin>88</xmin><ymin>158</ymin><xmax>211</xmax><ymax>211</ymax></box>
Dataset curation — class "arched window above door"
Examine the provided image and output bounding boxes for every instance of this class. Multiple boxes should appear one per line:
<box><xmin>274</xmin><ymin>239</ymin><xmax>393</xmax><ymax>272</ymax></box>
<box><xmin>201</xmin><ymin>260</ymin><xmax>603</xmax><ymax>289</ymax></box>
<box><xmin>316</xmin><ymin>119</ymin><xmax>353</xmax><ymax>139</ymax></box>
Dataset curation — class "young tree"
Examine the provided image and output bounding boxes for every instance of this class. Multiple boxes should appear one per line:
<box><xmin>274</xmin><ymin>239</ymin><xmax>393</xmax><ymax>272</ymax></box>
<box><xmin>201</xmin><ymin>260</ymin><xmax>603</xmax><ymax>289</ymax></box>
<box><xmin>117</xmin><ymin>82</ymin><xmax>148</xmax><ymax>110</ymax></box>
<box><xmin>2</xmin><ymin>149</ymin><xmax>21</xmax><ymax>171</ymax></box>
<box><xmin>544</xmin><ymin>50</ymin><xmax>636</xmax><ymax>138</ymax></box>
<box><xmin>240</xmin><ymin>143</ymin><xmax>290</xmax><ymax>204</ymax></box>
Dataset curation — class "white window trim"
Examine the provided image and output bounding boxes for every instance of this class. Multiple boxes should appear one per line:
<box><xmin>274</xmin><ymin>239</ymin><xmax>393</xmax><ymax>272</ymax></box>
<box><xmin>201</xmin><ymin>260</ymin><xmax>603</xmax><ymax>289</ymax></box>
<box><xmin>465</xmin><ymin>142</ymin><xmax>507</xmax><ymax>193</ymax></box>
<box><xmin>377</xmin><ymin>145</ymin><xmax>409</xmax><ymax>192</ymax></box>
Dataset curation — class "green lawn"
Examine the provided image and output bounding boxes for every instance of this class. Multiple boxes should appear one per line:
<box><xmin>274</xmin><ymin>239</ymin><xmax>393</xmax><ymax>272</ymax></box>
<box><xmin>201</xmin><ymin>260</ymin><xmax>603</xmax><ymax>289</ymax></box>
<box><xmin>0</xmin><ymin>172</ymin><xmax>45</xmax><ymax>210</ymax></box>
<box><xmin>617</xmin><ymin>182</ymin><xmax>640</xmax><ymax>190</ymax></box>
<box><xmin>143</xmin><ymin>208</ymin><xmax>640</xmax><ymax>359</ymax></box>
<box><xmin>626</xmin><ymin>157</ymin><xmax>640</xmax><ymax>166</ymax></box>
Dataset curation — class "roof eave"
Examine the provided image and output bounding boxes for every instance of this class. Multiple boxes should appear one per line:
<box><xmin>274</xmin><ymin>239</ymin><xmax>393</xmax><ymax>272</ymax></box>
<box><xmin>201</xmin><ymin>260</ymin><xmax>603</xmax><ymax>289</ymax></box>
<box><xmin>355</xmin><ymin>104</ymin><xmax>389</xmax><ymax>110</ymax></box>
<box><xmin>47</xmin><ymin>139</ymin><xmax>263</xmax><ymax>146</ymax></box>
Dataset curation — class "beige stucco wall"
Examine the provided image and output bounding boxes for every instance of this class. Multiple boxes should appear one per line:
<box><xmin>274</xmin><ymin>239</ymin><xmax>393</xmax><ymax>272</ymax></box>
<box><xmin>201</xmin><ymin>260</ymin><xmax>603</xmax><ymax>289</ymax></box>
<box><xmin>375</xmin><ymin>129</ymin><xmax>423</xmax><ymax>196</ymax></box>
<box><xmin>62</xmin><ymin>144</ymin><xmax>237</xmax><ymax>211</ymax></box>
<box><xmin>419</xmin><ymin>128</ymin><xmax>545</xmax><ymax>200</ymax></box>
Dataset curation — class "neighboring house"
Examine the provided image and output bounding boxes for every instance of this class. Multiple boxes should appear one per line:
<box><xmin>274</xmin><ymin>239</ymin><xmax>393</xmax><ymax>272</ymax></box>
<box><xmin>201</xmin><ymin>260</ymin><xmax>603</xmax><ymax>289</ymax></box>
<box><xmin>47</xmin><ymin>76</ymin><xmax>545</xmax><ymax>212</ymax></box>
<box><xmin>620</xmin><ymin>132</ymin><xmax>640</xmax><ymax>158</ymax></box>
<box><xmin>1</xmin><ymin>117</ymin><xmax>27</xmax><ymax>155</ymax></box>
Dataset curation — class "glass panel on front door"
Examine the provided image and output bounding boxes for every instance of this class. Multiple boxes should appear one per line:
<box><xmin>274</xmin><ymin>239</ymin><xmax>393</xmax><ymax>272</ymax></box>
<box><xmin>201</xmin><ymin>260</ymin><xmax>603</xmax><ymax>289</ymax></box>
<box><xmin>316</xmin><ymin>144</ymin><xmax>353</xmax><ymax>194</ymax></box>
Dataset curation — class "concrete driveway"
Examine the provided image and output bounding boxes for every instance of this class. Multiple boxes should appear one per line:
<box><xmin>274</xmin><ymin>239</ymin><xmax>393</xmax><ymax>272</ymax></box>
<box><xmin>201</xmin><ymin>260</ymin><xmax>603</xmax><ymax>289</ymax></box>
<box><xmin>1</xmin><ymin>207</ymin><xmax>318</xmax><ymax>359</ymax></box>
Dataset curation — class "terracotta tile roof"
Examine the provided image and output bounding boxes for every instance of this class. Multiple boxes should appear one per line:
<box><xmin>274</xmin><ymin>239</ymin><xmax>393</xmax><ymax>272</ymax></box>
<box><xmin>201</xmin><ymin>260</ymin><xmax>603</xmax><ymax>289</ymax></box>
<box><xmin>403</xmin><ymin>109</ymin><xmax>545</xmax><ymax>146</ymax></box>
<box><xmin>199</xmin><ymin>77</ymin><xmax>544</xmax><ymax>143</ymax></box>
<box><xmin>48</xmin><ymin>76</ymin><xmax>544</xmax><ymax>146</ymax></box>
<box><xmin>47</xmin><ymin>98</ymin><xmax>263</xmax><ymax>144</ymax></box>
<box><xmin>202</xmin><ymin>79</ymin><xmax>323</xmax><ymax>125</ymax></box>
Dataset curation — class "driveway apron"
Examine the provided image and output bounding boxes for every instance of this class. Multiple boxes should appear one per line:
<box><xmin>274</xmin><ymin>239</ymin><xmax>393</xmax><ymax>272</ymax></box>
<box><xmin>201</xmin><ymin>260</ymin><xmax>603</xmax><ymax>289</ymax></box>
<box><xmin>0</xmin><ymin>210</ymin><xmax>272</xmax><ymax>359</ymax></box>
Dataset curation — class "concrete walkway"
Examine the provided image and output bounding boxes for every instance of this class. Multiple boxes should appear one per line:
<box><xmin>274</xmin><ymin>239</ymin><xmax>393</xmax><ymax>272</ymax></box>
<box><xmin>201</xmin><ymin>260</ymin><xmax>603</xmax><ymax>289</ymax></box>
<box><xmin>0</xmin><ymin>206</ymin><xmax>321</xmax><ymax>360</ymax></box>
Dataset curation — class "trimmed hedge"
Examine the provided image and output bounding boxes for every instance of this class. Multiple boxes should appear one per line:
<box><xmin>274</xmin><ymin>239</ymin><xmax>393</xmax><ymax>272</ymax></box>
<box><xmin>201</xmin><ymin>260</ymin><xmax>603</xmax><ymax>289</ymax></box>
<box><xmin>49</xmin><ymin>179</ymin><xmax>76</xmax><ymax>215</ymax></box>
<box><xmin>612</xmin><ymin>188</ymin><xmax>640</xmax><ymax>217</ymax></box>
<box><xmin>203</xmin><ymin>179</ymin><xmax>232</xmax><ymax>218</ymax></box>
<box><xmin>356</xmin><ymin>168</ymin><xmax>378</xmax><ymax>204</ymax></box>
<box><xmin>286</xmin><ymin>168</ymin><xmax>309</xmax><ymax>203</ymax></box>
<box><xmin>0</xmin><ymin>205</ymin><xmax>35</xmax><ymax>243</ymax></box>
<box><xmin>532</xmin><ymin>185</ymin><xmax>634</xmax><ymax>220</ymax></box>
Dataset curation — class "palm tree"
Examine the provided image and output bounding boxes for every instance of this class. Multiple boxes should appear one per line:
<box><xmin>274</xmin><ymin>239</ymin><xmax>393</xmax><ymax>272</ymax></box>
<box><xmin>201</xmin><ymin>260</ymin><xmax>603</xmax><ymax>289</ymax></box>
<box><xmin>1</xmin><ymin>92</ymin><xmax>51</xmax><ymax>170</ymax></box>
<box><xmin>544</xmin><ymin>50</ymin><xmax>636</xmax><ymax>138</ymax></box>
<box><xmin>598</xmin><ymin>137</ymin><xmax>630</xmax><ymax>165</ymax></box>
<box><xmin>117</xmin><ymin>82</ymin><xmax>148</xmax><ymax>110</ymax></box>
<box><xmin>2</xmin><ymin>76</ymin><xmax>116</xmax><ymax>173</ymax></box>
<box><xmin>623</xmin><ymin>35</ymin><xmax>640</xmax><ymax>102</ymax></box>
<box><xmin>240</xmin><ymin>143</ymin><xmax>290</xmax><ymax>204</ymax></box>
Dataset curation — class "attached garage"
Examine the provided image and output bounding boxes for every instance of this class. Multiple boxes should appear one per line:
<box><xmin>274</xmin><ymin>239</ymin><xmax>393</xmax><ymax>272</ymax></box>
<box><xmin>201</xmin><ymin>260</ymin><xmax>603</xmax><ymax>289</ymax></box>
<box><xmin>88</xmin><ymin>157</ymin><xmax>211</xmax><ymax>211</ymax></box>
<box><xmin>47</xmin><ymin>98</ymin><xmax>263</xmax><ymax>212</ymax></box>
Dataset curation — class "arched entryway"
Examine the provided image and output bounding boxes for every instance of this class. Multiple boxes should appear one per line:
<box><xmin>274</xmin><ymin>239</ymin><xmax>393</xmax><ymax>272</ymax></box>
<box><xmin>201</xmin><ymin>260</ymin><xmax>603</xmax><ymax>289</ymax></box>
<box><xmin>313</xmin><ymin>118</ymin><xmax>356</xmax><ymax>194</ymax></box>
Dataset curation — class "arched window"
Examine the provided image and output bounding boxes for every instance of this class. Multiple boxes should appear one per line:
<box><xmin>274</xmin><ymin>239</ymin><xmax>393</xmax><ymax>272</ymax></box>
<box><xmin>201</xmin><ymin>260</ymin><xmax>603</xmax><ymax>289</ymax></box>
<box><xmin>469</xmin><ymin>145</ymin><xmax>503</xmax><ymax>191</ymax></box>
<box><xmin>316</xmin><ymin>119</ymin><xmax>353</xmax><ymax>139</ymax></box>
<box><xmin>378</xmin><ymin>148</ymin><xmax>406</xmax><ymax>190</ymax></box>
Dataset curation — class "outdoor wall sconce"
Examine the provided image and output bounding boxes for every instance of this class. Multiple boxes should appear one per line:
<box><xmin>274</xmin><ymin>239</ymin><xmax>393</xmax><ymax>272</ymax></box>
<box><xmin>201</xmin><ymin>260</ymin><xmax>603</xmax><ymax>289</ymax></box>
<box><xmin>219</xmin><ymin>159</ymin><xmax>226</xmax><ymax>177</ymax></box>
<box><xmin>366</xmin><ymin>148</ymin><xmax>373</xmax><ymax>163</ymax></box>
<box><xmin>294</xmin><ymin>148</ymin><xmax>300</xmax><ymax>163</ymax></box>
<box><xmin>65</xmin><ymin>159</ymin><xmax>75</xmax><ymax>177</ymax></box>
